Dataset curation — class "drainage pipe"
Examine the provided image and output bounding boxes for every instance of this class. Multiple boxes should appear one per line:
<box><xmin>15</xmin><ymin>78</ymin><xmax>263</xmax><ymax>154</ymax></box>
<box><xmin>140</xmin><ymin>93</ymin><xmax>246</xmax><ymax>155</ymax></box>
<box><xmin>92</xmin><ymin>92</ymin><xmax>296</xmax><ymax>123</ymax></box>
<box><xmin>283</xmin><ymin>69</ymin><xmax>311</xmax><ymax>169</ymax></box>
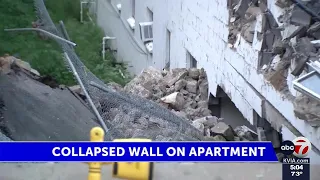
<box><xmin>4</xmin><ymin>28</ymin><xmax>76</xmax><ymax>46</ymax></box>
<box><xmin>102</xmin><ymin>36</ymin><xmax>116</xmax><ymax>60</ymax></box>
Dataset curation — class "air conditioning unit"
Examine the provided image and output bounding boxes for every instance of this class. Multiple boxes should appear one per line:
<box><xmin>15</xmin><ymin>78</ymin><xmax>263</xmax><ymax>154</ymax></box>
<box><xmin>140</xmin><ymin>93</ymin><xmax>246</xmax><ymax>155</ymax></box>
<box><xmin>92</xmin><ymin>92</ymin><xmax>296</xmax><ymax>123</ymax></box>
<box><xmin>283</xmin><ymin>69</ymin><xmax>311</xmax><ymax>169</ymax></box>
<box><xmin>145</xmin><ymin>42</ymin><xmax>153</xmax><ymax>54</ymax></box>
<box><xmin>127</xmin><ymin>17</ymin><xmax>135</xmax><ymax>30</ymax></box>
<box><xmin>139</xmin><ymin>22</ymin><xmax>153</xmax><ymax>42</ymax></box>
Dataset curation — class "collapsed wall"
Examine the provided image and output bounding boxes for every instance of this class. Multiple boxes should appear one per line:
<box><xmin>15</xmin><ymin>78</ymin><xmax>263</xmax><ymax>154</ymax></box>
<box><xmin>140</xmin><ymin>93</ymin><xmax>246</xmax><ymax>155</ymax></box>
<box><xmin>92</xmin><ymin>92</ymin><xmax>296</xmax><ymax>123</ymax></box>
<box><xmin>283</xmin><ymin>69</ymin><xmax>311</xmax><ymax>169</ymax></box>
<box><xmin>228</xmin><ymin>0</ymin><xmax>320</xmax><ymax>126</ymax></box>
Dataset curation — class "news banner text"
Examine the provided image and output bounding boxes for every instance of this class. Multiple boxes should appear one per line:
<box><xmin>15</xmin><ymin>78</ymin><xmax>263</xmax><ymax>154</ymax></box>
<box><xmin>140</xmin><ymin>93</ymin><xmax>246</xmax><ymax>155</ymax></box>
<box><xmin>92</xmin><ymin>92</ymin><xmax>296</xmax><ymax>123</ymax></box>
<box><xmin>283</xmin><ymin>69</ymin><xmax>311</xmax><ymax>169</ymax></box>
<box><xmin>52</xmin><ymin>146</ymin><xmax>266</xmax><ymax>157</ymax></box>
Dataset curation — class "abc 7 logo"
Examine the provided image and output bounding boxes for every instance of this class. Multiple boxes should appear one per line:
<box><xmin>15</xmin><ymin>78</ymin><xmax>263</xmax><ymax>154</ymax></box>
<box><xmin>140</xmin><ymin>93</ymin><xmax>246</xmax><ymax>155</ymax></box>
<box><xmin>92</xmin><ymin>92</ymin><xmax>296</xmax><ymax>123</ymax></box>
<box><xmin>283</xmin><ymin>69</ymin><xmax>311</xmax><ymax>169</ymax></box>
<box><xmin>280</xmin><ymin>137</ymin><xmax>311</xmax><ymax>158</ymax></box>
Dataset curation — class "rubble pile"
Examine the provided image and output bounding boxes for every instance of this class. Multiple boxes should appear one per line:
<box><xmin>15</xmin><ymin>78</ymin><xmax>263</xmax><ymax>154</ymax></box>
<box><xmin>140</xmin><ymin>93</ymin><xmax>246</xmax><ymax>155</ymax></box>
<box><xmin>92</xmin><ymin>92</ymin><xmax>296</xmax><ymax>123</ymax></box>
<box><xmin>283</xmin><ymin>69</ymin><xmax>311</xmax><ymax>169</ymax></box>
<box><xmin>125</xmin><ymin>67</ymin><xmax>211</xmax><ymax>120</ymax></box>
<box><xmin>228</xmin><ymin>0</ymin><xmax>320</xmax><ymax>125</ymax></box>
<box><xmin>122</xmin><ymin>67</ymin><xmax>258</xmax><ymax>141</ymax></box>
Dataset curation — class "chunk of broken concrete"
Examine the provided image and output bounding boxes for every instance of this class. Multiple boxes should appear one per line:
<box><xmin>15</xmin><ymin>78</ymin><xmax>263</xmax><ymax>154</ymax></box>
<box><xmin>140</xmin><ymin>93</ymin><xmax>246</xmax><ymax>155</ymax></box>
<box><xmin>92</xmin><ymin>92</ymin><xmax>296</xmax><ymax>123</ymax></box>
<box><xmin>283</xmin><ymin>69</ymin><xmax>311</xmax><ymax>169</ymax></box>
<box><xmin>128</xmin><ymin>85</ymin><xmax>152</xmax><ymax>99</ymax></box>
<box><xmin>234</xmin><ymin>0</ymin><xmax>251</xmax><ymax>18</ymax></box>
<box><xmin>241</xmin><ymin>22</ymin><xmax>256</xmax><ymax>43</ymax></box>
<box><xmin>193</xmin><ymin>117</ymin><xmax>208</xmax><ymax>124</ymax></box>
<box><xmin>161</xmin><ymin>92</ymin><xmax>185</xmax><ymax>110</ymax></box>
<box><xmin>198</xmin><ymin>80</ymin><xmax>209</xmax><ymax>100</ymax></box>
<box><xmin>275</xmin><ymin>0</ymin><xmax>292</xmax><ymax>8</ymax></box>
<box><xmin>210</xmin><ymin>122</ymin><xmax>235</xmax><ymax>141</ymax></box>
<box><xmin>307</xmin><ymin>22</ymin><xmax>320</xmax><ymax>39</ymax></box>
<box><xmin>284</xmin><ymin>25</ymin><xmax>307</xmax><ymax>40</ymax></box>
<box><xmin>171</xmin><ymin>110</ymin><xmax>189</xmax><ymax>120</ymax></box>
<box><xmin>293</xmin><ymin>94</ymin><xmax>320</xmax><ymax>126</ymax></box>
<box><xmin>197</xmin><ymin>100</ymin><xmax>208</xmax><ymax>108</ymax></box>
<box><xmin>291</xmin><ymin>53</ymin><xmax>309</xmax><ymax>76</ymax></box>
<box><xmin>192</xmin><ymin>121</ymin><xmax>205</xmax><ymax>134</ymax></box>
<box><xmin>166</xmin><ymin>68</ymin><xmax>188</xmax><ymax>86</ymax></box>
<box><xmin>272</xmin><ymin>39</ymin><xmax>286</xmax><ymax>55</ymax></box>
<box><xmin>202</xmin><ymin>116</ymin><xmax>219</xmax><ymax>128</ymax></box>
<box><xmin>186</xmin><ymin>79</ymin><xmax>198</xmax><ymax>94</ymax></box>
<box><xmin>0</xmin><ymin>56</ymin><xmax>14</xmax><ymax>74</ymax></box>
<box><xmin>188</xmin><ymin>68</ymin><xmax>200</xmax><ymax>79</ymax></box>
<box><xmin>174</xmin><ymin>79</ymin><xmax>187</xmax><ymax>91</ymax></box>
<box><xmin>234</xmin><ymin>125</ymin><xmax>258</xmax><ymax>141</ymax></box>
<box><xmin>295</xmin><ymin>37</ymin><xmax>317</xmax><ymax>55</ymax></box>
<box><xmin>290</xmin><ymin>5</ymin><xmax>311</xmax><ymax>27</ymax></box>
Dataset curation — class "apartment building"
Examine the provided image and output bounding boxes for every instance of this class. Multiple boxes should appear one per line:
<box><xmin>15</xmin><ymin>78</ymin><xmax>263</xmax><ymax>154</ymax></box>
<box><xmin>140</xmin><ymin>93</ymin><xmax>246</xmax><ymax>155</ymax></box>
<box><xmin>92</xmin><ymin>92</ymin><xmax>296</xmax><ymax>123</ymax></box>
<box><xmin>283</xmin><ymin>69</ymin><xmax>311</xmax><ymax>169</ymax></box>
<box><xmin>96</xmin><ymin>0</ymin><xmax>320</xmax><ymax>162</ymax></box>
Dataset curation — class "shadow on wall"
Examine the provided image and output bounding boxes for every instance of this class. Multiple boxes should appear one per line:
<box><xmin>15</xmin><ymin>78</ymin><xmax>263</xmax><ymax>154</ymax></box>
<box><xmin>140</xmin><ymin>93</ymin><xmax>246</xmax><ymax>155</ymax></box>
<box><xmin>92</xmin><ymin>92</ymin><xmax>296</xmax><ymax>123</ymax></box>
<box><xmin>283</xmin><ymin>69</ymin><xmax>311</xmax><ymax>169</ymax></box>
<box><xmin>208</xmin><ymin>86</ymin><xmax>257</xmax><ymax>131</ymax></box>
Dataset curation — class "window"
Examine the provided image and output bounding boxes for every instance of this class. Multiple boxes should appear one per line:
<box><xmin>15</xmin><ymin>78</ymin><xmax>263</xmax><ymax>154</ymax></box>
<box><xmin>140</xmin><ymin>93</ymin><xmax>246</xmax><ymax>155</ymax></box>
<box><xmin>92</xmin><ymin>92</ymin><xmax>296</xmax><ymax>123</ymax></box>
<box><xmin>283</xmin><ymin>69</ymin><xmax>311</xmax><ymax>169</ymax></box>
<box><xmin>186</xmin><ymin>50</ymin><xmax>197</xmax><ymax>68</ymax></box>
<box><xmin>147</xmin><ymin>8</ymin><xmax>153</xmax><ymax>21</ymax></box>
<box><xmin>132</xmin><ymin>0</ymin><xmax>135</xmax><ymax>18</ymax></box>
<box><xmin>166</xmin><ymin>29</ymin><xmax>171</xmax><ymax>69</ymax></box>
<box><xmin>293</xmin><ymin>60</ymin><xmax>320</xmax><ymax>102</ymax></box>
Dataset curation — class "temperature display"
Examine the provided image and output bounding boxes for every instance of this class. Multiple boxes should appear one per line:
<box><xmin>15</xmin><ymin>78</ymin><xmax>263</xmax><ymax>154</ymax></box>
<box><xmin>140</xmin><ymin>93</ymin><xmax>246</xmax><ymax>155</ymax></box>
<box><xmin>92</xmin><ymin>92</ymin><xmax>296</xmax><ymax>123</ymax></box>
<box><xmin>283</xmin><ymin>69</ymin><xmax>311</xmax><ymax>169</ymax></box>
<box><xmin>282</xmin><ymin>158</ymin><xmax>310</xmax><ymax>180</ymax></box>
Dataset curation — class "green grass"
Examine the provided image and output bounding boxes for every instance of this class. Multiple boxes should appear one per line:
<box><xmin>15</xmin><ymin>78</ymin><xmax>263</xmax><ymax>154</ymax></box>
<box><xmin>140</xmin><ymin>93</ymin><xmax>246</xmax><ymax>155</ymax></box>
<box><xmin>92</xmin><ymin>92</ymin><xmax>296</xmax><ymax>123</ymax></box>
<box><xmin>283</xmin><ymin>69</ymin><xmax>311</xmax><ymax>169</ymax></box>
<box><xmin>0</xmin><ymin>0</ymin><xmax>130</xmax><ymax>86</ymax></box>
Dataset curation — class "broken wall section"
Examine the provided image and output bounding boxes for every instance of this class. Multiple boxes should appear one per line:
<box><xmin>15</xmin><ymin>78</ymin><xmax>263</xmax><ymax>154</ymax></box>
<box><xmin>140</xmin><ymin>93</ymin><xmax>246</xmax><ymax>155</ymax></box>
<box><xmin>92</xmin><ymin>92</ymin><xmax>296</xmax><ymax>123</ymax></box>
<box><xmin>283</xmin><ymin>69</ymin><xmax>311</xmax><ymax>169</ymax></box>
<box><xmin>228</xmin><ymin>0</ymin><xmax>320</xmax><ymax>126</ymax></box>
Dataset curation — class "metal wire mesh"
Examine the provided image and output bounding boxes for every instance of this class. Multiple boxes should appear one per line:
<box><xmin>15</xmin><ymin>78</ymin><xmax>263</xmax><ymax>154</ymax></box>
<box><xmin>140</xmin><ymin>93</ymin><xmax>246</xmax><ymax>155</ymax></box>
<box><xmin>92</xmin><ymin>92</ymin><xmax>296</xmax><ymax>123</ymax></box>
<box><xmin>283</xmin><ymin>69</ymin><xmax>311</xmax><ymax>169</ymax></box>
<box><xmin>33</xmin><ymin>0</ymin><xmax>204</xmax><ymax>141</ymax></box>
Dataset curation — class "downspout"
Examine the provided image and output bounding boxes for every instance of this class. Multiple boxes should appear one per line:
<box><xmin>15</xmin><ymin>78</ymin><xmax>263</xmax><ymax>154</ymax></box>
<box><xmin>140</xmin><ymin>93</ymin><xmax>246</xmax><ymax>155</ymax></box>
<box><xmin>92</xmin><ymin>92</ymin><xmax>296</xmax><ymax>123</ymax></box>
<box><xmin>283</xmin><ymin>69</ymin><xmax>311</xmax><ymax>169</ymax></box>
<box><xmin>102</xmin><ymin>36</ymin><xmax>116</xmax><ymax>60</ymax></box>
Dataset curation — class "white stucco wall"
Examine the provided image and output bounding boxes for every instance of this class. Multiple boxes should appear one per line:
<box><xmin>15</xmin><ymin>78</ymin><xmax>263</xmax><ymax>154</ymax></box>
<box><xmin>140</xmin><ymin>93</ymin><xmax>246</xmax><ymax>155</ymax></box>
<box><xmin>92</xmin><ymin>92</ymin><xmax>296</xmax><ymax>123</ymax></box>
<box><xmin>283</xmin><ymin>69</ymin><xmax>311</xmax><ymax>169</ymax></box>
<box><xmin>97</xmin><ymin>0</ymin><xmax>320</xmax><ymax>162</ymax></box>
<box><xmin>96</xmin><ymin>0</ymin><xmax>154</xmax><ymax>75</ymax></box>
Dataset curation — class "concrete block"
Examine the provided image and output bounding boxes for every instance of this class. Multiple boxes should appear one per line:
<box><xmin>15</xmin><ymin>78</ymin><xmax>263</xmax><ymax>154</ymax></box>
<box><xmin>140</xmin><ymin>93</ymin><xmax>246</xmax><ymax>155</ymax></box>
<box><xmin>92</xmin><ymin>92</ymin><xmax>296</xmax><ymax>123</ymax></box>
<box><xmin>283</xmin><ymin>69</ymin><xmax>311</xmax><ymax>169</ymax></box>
<box><xmin>290</xmin><ymin>5</ymin><xmax>311</xmax><ymax>27</ymax></box>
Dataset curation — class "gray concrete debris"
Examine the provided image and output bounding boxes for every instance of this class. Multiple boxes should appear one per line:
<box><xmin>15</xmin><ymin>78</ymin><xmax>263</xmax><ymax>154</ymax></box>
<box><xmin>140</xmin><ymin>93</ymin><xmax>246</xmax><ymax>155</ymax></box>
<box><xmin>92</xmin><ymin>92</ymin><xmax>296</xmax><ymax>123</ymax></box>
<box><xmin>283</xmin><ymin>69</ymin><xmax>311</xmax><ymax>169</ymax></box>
<box><xmin>234</xmin><ymin>125</ymin><xmax>258</xmax><ymax>141</ymax></box>
<box><xmin>186</xmin><ymin>79</ymin><xmax>198</xmax><ymax>94</ymax></box>
<box><xmin>124</xmin><ymin>67</ymin><xmax>211</xmax><ymax>120</ymax></box>
<box><xmin>188</xmin><ymin>68</ymin><xmax>200</xmax><ymax>80</ymax></box>
<box><xmin>191</xmin><ymin>121</ymin><xmax>205</xmax><ymax>134</ymax></box>
<box><xmin>229</xmin><ymin>0</ymin><xmax>320</xmax><ymax>126</ymax></box>
<box><xmin>293</xmin><ymin>94</ymin><xmax>320</xmax><ymax>127</ymax></box>
<box><xmin>307</xmin><ymin>22</ymin><xmax>320</xmax><ymax>39</ymax></box>
<box><xmin>275</xmin><ymin>0</ymin><xmax>293</xmax><ymax>8</ymax></box>
<box><xmin>291</xmin><ymin>53</ymin><xmax>309</xmax><ymax>76</ymax></box>
<box><xmin>174</xmin><ymin>79</ymin><xmax>187</xmax><ymax>91</ymax></box>
<box><xmin>284</xmin><ymin>25</ymin><xmax>307</xmax><ymax>40</ymax></box>
<box><xmin>234</xmin><ymin>0</ymin><xmax>251</xmax><ymax>18</ymax></box>
<box><xmin>210</xmin><ymin>122</ymin><xmax>235</xmax><ymax>141</ymax></box>
<box><xmin>272</xmin><ymin>39</ymin><xmax>286</xmax><ymax>55</ymax></box>
<box><xmin>295</xmin><ymin>37</ymin><xmax>317</xmax><ymax>55</ymax></box>
<box><xmin>289</xmin><ymin>5</ymin><xmax>311</xmax><ymax>27</ymax></box>
<box><xmin>124</xmin><ymin>67</ymin><xmax>257</xmax><ymax>141</ymax></box>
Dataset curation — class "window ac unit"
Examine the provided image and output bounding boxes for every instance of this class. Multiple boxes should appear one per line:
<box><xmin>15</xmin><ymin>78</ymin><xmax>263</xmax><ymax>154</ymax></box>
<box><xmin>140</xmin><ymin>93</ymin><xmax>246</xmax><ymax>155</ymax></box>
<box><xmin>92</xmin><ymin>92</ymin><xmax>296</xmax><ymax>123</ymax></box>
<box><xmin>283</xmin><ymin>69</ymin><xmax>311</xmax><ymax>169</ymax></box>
<box><xmin>139</xmin><ymin>22</ymin><xmax>153</xmax><ymax>42</ymax></box>
<box><xmin>145</xmin><ymin>42</ymin><xmax>153</xmax><ymax>54</ymax></box>
<box><xmin>127</xmin><ymin>17</ymin><xmax>135</xmax><ymax>30</ymax></box>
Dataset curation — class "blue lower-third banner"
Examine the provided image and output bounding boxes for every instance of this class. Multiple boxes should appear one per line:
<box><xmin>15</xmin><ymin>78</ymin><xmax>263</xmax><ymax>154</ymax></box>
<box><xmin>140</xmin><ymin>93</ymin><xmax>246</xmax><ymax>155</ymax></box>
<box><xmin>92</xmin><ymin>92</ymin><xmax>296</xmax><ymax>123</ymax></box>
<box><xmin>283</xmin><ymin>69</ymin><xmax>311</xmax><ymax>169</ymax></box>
<box><xmin>0</xmin><ymin>142</ymin><xmax>278</xmax><ymax>162</ymax></box>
